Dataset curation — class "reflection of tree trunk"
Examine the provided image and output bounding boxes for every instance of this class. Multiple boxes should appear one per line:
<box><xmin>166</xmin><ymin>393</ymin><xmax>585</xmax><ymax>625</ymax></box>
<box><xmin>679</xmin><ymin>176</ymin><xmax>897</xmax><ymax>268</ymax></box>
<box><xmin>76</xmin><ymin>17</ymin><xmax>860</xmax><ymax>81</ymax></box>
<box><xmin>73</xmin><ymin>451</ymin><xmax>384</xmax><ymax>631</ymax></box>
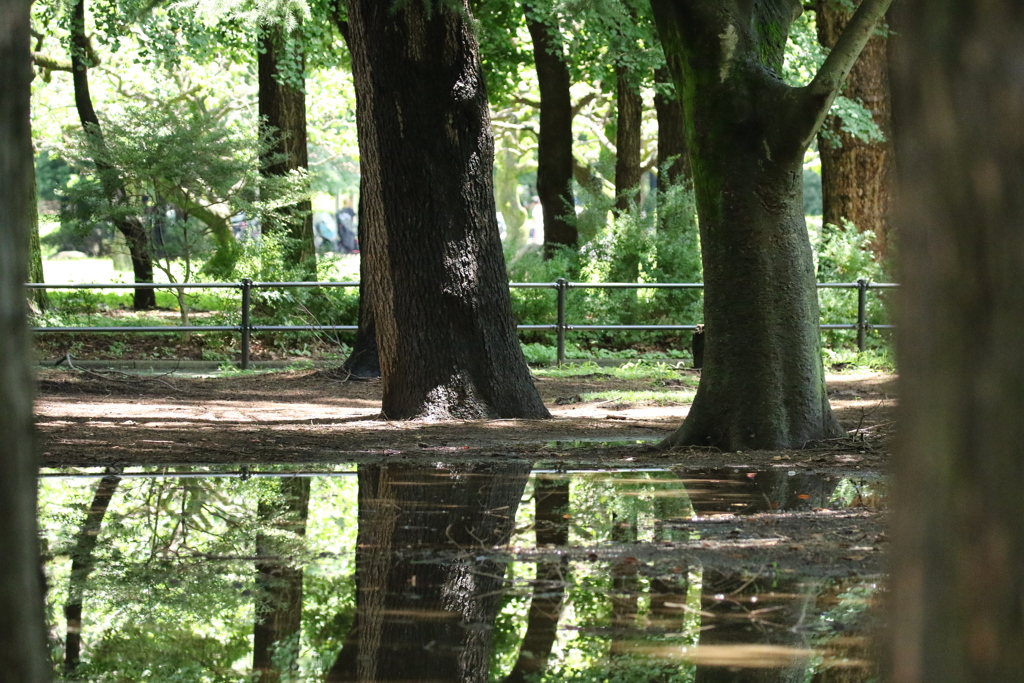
<box><xmin>694</xmin><ymin>571</ymin><xmax>812</xmax><ymax>683</ymax></box>
<box><xmin>679</xmin><ymin>469</ymin><xmax>839</xmax><ymax>516</ymax></box>
<box><xmin>0</xmin><ymin>10</ymin><xmax>51</xmax><ymax>674</ymax></box>
<box><xmin>504</xmin><ymin>477</ymin><xmax>569</xmax><ymax>683</ymax></box>
<box><xmin>65</xmin><ymin>470</ymin><xmax>121</xmax><ymax>675</ymax></box>
<box><xmin>326</xmin><ymin>462</ymin><xmax>531</xmax><ymax>683</ymax></box>
<box><xmin>809</xmin><ymin>580</ymin><xmax>876</xmax><ymax>683</ymax></box>
<box><xmin>68</xmin><ymin>0</ymin><xmax>156</xmax><ymax>310</ymax></box>
<box><xmin>609</xmin><ymin>514</ymin><xmax>639</xmax><ymax>656</ymax></box>
<box><xmin>252</xmin><ymin>477</ymin><xmax>311</xmax><ymax>683</ymax></box>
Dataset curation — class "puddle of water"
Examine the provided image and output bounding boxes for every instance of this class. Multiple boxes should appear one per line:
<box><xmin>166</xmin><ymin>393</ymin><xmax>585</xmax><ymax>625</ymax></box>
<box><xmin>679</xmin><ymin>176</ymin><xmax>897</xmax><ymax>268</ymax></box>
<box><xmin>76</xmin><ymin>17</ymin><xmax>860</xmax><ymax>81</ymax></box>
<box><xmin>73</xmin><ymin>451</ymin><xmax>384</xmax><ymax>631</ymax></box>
<box><xmin>38</xmin><ymin>464</ymin><xmax>883</xmax><ymax>682</ymax></box>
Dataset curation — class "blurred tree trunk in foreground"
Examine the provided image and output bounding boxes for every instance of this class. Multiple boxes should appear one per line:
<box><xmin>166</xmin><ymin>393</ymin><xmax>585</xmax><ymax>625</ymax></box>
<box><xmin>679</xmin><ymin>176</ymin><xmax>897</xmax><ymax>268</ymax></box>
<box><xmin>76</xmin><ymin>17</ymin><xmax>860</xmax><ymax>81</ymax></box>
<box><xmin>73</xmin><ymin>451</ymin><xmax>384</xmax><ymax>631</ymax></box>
<box><xmin>889</xmin><ymin>2</ymin><xmax>1024</xmax><ymax>681</ymax></box>
<box><xmin>0</xmin><ymin>0</ymin><xmax>51</xmax><ymax>675</ymax></box>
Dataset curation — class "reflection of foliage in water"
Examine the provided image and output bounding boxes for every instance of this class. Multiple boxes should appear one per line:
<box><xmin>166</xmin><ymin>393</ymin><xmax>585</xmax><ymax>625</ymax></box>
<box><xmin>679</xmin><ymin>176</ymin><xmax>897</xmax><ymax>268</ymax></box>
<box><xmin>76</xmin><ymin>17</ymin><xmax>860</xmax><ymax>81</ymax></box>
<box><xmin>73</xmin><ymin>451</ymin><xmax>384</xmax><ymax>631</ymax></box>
<box><xmin>38</xmin><ymin>471</ymin><xmax>358</xmax><ymax>681</ymax></box>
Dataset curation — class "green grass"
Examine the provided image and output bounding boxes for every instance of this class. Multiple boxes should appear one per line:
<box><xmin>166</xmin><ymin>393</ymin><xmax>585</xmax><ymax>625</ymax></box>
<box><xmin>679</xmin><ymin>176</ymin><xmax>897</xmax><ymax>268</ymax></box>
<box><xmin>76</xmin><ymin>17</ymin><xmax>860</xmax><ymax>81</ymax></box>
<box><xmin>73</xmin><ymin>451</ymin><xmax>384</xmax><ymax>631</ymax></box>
<box><xmin>578</xmin><ymin>388</ymin><xmax>697</xmax><ymax>405</ymax></box>
<box><xmin>532</xmin><ymin>360</ymin><xmax>697</xmax><ymax>382</ymax></box>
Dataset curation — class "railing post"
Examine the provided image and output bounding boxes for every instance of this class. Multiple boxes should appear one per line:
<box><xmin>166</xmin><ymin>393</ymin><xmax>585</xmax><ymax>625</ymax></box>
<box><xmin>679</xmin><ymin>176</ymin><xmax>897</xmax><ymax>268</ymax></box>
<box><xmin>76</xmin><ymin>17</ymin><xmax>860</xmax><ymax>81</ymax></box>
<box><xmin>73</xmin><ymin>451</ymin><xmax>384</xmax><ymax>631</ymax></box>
<box><xmin>856</xmin><ymin>279</ymin><xmax>869</xmax><ymax>352</ymax></box>
<box><xmin>240</xmin><ymin>278</ymin><xmax>252</xmax><ymax>369</ymax></box>
<box><xmin>556</xmin><ymin>278</ymin><xmax>568</xmax><ymax>366</ymax></box>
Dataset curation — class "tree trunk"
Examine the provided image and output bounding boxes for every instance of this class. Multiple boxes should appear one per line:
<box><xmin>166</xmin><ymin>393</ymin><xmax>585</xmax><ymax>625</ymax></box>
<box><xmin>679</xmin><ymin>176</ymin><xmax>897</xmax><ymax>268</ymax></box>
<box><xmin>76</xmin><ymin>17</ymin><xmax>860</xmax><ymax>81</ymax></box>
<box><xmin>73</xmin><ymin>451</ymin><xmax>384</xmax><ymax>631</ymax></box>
<box><xmin>614</xmin><ymin>65</ymin><xmax>643</xmax><ymax>214</ymax></box>
<box><xmin>68</xmin><ymin>0</ymin><xmax>156</xmax><ymax>310</ymax></box>
<box><xmin>888</xmin><ymin>3</ymin><xmax>1024</xmax><ymax>681</ymax></box>
<box><xmin>64</xmin><ymin>471</ymin><xmax>121</xmax><ymax>675</ymax></box>
<box><xmin>0</xmin><ymin>0</ymin><xmax>50</xmax><ymax>675</ymax></box>
<box><xmin>28</xmin><ymin>152</ymin><xmax>49</xmax><ymax>310</ymax></box>
<box><xmin>654</xmin><ymin>66</ymin><xmax>689</xmax><ymax>193</ymax></box>
<box><xmin>258</xmin><ymin>23</ymin><xmax>316</xmax><ymax>277</ymax></box>
<box><xmin>815</xmin><ymin>0</ymin><xmax>893</xmax><ymax>261</ymax></box>
<box><xmin>346</xmin><ymin>0</ymin><xmax>550</xmax><ymax>420</ymax></box>
<box><xmin>503</xmin><ymin>478</ymin><xmax>569</xmax><ymax>683</ymax></box>
<box><xmin>325</xmin><ymin>462</ymin><xmax>531</xmax><ymax>683</ymax></box>
<box><xmin>651</xmin><ymin>0</ymin><xmax>891</xmax><ymax>451</ymax></box>
<box><xmin>522</xmin><ymin>3</ymin><xmax>578</xmax><ymax>258</ymax></box>
<box><xmin>339</xmin><ymin>182</ymin><xmax>380</xmax><ymax>379</ymax></box>
<box><xmin>252</xmin><ymin>477</ymin><xmax>310</xmax><ymax>683</ymax></box>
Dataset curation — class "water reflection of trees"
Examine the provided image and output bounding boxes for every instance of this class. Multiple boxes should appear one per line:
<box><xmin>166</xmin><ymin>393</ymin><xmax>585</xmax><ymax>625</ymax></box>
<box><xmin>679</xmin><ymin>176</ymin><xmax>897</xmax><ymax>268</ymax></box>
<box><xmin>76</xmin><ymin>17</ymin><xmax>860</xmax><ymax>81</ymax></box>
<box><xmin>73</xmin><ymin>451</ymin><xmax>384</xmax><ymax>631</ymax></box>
<box><xmin>325</xmin><ymin>463</ymin><xmax>531</xmax><ymax>683</ymax></box>
<box><xmin>37</xmin><ymin>465</ymin><xmax>880</xmax><ymax>682</ymax></box>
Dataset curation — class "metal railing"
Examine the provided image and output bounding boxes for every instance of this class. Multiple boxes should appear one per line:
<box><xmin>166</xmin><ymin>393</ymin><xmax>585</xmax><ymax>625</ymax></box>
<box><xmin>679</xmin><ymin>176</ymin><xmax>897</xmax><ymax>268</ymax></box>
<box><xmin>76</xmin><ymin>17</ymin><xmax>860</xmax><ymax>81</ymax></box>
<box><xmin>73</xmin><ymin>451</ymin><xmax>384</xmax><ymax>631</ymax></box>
<box><xmin>26</xmin><ymin>278</ymin><xmax>896</xmax><ymax>367</ymax></box>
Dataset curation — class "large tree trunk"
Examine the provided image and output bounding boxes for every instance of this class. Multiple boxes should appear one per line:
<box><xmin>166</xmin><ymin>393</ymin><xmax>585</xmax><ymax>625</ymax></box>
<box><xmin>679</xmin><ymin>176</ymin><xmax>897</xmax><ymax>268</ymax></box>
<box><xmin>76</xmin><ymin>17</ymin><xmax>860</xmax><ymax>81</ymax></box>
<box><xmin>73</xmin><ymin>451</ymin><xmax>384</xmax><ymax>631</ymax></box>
<box><xmin>64</xmin><ymin>471</ymin><xmax>121</xmax><ymax>675</ymax></box>
<box><xmin>258</xmin><ymin>23</ymin><xmax>316</xmax><ymax>277</ymax></box>
<box><xmin>325</xmin><ymin>462</ymin><xmax>531</xmax><ymax>683</ymax></box>
<box><xmin>0</xmin><ymin>1</ymin><xmax>50</xmax><ymax>675</ymax></box>
<box><xmin>346</xmin><ymin>0</ymin><xmax>550</xmax><ymax>420</ymax></box>
<box><xmin>614</xmin><ymin>65</ymin><xmax>643</xmax><ymax>214</ymax></box>
<box><xmin>68</xmin><ymin>0</ymin><xmax>156</xmax><ymax>310</ymax></box>
<box><xmin>815</xmin><ymin>0</ymin><xmax>893</xmax><ymax>261</ymax></box>
<box><xmin>252</xmin><ymin>477</ymin><xmax>310</xmax><ymax>683</ymax></box>
<box><xmin>888</xmin><ymin>3</ymin><xmax>1024</xmax><ymax>681</ymax></box>
<box><xmin>651</xmin><ymin>0</ymin><xmax>890</xmax><ymax>451</ymax></box>
<box><xmin>522</xmin><ymin>3</ymin><xmax>578</xmax><ymax>258</ymax></box>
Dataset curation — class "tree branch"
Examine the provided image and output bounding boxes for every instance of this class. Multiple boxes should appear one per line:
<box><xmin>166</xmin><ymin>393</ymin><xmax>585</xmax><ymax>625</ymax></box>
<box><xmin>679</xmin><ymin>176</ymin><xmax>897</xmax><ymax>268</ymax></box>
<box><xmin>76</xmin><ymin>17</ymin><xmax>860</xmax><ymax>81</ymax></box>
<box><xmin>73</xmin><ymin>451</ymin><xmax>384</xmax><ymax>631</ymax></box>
<box><xmin>32</xmin><ymin>52</ymin><xmax>72</xmax><ymax>72</ymax></box>
<box><xmin>796</xmin><ymin>0</ymin><xmax>893</xmax><ymax>149</ymax></box>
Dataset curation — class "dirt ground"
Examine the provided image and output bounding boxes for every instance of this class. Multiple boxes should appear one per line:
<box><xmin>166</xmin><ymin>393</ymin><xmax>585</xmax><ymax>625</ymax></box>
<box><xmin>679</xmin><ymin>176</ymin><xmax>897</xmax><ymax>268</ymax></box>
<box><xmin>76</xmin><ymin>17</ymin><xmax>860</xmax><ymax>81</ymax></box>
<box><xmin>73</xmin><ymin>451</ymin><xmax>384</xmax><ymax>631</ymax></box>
<box><xmin>35</xmin><ymin>367</ymin><xmax>895</xmax><ymax>578</ymax></box>
<box><xmin>35</xmin><ymin>366</ymin><xmax>895</xmax><ymax>472</ymax></box>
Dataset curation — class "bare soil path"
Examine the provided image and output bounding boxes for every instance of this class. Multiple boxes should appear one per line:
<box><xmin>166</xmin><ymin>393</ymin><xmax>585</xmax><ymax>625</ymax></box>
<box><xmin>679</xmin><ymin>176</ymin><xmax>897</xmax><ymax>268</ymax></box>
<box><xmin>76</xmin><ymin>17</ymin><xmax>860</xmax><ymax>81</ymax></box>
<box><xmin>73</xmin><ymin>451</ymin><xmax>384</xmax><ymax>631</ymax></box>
<box><xmin>36</xmin><ymin>368</ymin><xmax>895</xmax><ymax>473</ymax></box>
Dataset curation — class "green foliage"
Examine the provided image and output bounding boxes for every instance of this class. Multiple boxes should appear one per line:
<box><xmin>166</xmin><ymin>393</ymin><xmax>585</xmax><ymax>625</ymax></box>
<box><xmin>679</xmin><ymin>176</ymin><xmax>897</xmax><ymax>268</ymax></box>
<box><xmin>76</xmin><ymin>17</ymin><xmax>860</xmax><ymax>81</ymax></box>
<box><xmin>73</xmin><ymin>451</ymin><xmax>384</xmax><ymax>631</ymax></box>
<box><xmin>231</xmin><ymin>231</ymin><xmax>359</xmax><ymax>352</ymax></box>
<box><xmin>813</xmin><ymin>219</ymin><xmax>891</xmax><ymax>350</ymax></box>
<box><xmin>36</xmin><ymin>151</ymin><xmax>75</xmax><ymax>201</ymax></box>
<box><xmin>508</xmin><ymin>183</ymin><xmax>702</xmax><ymax>356</ymax></box>
<box><xmin>58</xmin><ymin>89</ymin><xmax>309</xmax><ymax>279</ymax></box>
<box><xmin>783</xmin><ymin>10</ymin><xmax>884</xmax><ymax>146</ymax></box>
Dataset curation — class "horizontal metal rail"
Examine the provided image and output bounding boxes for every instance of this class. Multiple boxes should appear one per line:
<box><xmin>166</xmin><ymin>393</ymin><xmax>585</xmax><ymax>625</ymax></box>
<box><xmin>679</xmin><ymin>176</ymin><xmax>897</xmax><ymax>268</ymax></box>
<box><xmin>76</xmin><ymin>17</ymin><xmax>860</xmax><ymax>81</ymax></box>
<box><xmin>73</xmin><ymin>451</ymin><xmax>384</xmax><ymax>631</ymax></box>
<box><xmin>26</xmin><ymin>278</ymin><xmax>897</xmax><ymax>366</ymax></box>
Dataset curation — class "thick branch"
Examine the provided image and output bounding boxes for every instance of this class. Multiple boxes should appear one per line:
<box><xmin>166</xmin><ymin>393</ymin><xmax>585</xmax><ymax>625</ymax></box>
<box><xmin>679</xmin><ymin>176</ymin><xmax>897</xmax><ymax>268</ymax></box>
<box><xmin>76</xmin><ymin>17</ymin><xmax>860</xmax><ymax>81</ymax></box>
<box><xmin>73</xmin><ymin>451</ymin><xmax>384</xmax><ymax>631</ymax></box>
<box><xmin>797</xmin><ymin>0</ymin><xmax>893</xmax><ymax>149</ymax></box>
<box><xmin>32</xmin><ymin>52</ymin><xmax>72</xmax><ymax>71</ymax></box>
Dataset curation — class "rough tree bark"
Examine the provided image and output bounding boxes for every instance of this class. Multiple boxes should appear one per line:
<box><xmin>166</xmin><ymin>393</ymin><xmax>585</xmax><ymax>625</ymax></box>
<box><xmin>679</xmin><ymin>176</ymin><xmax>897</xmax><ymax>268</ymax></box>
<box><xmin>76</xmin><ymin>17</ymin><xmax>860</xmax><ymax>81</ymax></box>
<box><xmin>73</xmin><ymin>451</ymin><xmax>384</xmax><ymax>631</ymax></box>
<box><xmin>252</xmin><ymin>477</ymin><xmax>311</xmax><ymax>683</ymax></box>
<box><xmin>614</xmin><ymin>65</ymin><xmax>643</xmax><ymax>214</ymax></box>
<box><xmin>325</xmin><ymin>462</ymin><xmax>531</xmax><ymax>683</ymax></box>
<box><xmin>888</xmin><ymin>3</ymin><xmax>1024</xmax><ymax>681</ymax></box>
<box><xmin>650</xmin><ymin>0</ymin><xmax>891</xmax><ymax>451</ymax></box>
<box><xmin>815</xmin><ymin>0</ymin><xmax>893</xmax><ymax>261</ymax></box>
<box><xmin>258</xmin><ymin>23</ymin><xmax>316</xmax><ymax>276</ymax></box>
<box><xmin>0</xmin><ymin>0</ymin><xmax>50</xmax><ymax>675</ymax></box>
<box><xmin>64</xmin><ymin>470</ymin><xmax>121</xmax><ymax>675</ymax></box>
<box><xmin>69</xmin><ymin>0</ymin><xmax>156</xmax><ymax>309</ymax></box>
<box><xmin>346</xmin><ymin>0</ymin><xmax>549</xmax><ymax>420</ymax></box>
<box><xmin>522</xmin><ymin>2</ymin><xmax>578</xmax><ymax>258</ymax></box>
